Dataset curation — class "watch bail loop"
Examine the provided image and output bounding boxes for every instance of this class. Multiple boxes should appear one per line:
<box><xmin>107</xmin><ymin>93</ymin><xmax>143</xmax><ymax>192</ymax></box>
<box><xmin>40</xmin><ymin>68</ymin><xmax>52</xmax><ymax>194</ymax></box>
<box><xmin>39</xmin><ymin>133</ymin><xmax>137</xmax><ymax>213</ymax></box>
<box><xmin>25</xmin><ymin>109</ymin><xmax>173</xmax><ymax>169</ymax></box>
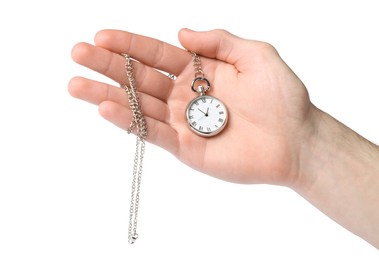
<box><xmin>191</xmin><ymin>77</ymin><xmax>211</xmax><ymax>94</ymax></box>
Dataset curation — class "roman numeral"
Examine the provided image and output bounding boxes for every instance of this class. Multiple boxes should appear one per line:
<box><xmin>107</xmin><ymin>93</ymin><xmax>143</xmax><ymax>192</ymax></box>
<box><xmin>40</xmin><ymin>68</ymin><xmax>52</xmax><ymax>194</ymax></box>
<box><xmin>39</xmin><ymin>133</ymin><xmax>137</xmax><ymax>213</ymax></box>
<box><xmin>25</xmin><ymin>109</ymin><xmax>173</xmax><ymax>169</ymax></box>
<box><xmin>219</xmin><ymin>111</ymin><xmax>224</xmax><ymax>115</ymax></box>
<box><xmin>216</xmin><ymin>104</ymin><xmax>220</xmax><ymax>108</ymax></box>
<box><xmin>194</xmin><ymin>101</ymin><xmax>199</xmax><ymax>105</ymax></box>
<box><xmin>199</xmin><ymin>126</ymin><xmax>203</xmax><ymax>131</ymax></box>
<box><xmin>207</xmin><ymin>127</ymin><xmax>211</xmax><ymax>132</ymax></box>
<box><xmin>189</xmin><ymin>115</ymin><xmax>194</xmax><ymax>119</ymax></box>
<box><xmin>218</xmin><ymin>118</ymin><xmax>224</xmax><ymax>123</ymax></box>
<box><xmin>201</xmin><ymin>97</ymin><xmax>206</xmax><ymax>103</ymax></box>
<box><xmin>192</xmin><ymin>121</ymin><xmax>197</xmax><ymax>127</ymax></box>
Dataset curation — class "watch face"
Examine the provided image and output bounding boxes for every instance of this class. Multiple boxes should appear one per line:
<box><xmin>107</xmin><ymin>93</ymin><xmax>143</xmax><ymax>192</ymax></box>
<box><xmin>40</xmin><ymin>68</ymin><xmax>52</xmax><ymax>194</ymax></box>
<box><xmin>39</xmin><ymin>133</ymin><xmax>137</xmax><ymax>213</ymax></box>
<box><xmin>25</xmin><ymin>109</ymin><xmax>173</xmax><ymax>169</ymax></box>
<box><xmin>186</xmin><ymin>95</ymin><xmax>228</xmax><ymax>137</ymax></box>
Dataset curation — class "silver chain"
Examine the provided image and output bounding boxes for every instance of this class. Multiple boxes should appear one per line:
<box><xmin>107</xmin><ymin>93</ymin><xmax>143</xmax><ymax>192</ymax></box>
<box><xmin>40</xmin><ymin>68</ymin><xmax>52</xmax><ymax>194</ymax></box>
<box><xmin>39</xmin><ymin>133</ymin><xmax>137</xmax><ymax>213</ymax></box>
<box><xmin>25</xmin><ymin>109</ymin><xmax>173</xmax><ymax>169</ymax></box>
<box><xmin>190</xmin><ymin>52</ymin><xmax>211</xmax><ymax>94</ymax></box>
<box><xmin>120</xmin><ymin>53</ymin><xmax>147</xmax><ymax>244</ymax></box>
<box><xmin>191</xmin><ymin>52</ymin><xmax>204</xmax><ymax>78</ymax></box>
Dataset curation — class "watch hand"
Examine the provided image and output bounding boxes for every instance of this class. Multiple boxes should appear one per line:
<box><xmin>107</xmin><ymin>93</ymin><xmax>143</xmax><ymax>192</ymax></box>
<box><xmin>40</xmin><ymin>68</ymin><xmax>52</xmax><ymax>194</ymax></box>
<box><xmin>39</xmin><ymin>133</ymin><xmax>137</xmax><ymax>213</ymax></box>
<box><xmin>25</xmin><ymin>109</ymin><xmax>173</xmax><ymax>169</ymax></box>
<box><xmin>198</xmin><ymin>108</ymin><xmax>207</xmax><ymax>115</ymax></box>
<box><xmin>198</xmin><ymin>115</ymin><xmax>206</xmax><ymax>121</ymax></box>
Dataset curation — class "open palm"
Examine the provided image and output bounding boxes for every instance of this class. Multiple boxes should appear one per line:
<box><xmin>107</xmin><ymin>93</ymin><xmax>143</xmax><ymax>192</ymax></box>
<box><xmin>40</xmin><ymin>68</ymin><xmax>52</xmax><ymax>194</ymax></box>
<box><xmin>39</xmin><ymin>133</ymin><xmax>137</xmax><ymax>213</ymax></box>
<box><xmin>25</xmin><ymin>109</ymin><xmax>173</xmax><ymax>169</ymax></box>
<box><xmin>69</xmin><ymin>29</ymin><xmax>313</xmax><ymax>186</ymax></box>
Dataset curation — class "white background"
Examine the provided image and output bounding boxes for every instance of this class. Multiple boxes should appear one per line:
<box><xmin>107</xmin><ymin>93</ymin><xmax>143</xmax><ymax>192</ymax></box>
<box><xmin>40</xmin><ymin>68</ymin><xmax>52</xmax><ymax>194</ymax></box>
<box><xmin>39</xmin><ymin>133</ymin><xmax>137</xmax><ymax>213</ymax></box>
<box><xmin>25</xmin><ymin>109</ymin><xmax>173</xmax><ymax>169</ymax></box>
<box><xmin>0</xmin><ymin>0</ymin><xmax>378</xmax><ymax>259</ymax></box>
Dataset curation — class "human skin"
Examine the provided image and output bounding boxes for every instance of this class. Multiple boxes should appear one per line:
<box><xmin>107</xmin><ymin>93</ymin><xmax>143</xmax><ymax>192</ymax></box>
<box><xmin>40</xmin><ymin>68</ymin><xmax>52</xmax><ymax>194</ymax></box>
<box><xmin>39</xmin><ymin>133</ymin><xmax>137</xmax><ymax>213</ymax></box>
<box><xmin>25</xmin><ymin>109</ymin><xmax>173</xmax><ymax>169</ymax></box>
<box><xmin>68</xmin><ymin>28</ymin><xmax>379</xmax><ymax>248</ymax></box>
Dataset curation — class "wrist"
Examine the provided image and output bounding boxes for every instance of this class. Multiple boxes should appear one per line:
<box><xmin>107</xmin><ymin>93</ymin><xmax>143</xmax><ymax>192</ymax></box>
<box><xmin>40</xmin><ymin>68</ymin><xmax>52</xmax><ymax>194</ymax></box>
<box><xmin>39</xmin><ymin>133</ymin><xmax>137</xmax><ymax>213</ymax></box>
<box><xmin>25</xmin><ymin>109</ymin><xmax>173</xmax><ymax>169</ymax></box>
<box><xmin>293</xmin><ymin>105</ymin><xmax>328</xmax><ymax>193</ymax></box>
<box><xmin>293</xmin><ymin>105</ymin><xmax>379</xmax><ymax>248</ymax></box>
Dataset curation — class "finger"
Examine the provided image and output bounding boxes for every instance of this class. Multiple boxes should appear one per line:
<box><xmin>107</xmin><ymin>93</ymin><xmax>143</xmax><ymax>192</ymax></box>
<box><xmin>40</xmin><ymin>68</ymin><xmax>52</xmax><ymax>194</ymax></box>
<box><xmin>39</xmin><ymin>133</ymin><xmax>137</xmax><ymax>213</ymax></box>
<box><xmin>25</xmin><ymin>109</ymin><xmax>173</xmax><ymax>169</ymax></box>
<box><xmin>68</xmin><ymin>76</ymin><xmax>169</xmax><ymax>124</ymax></box>
<box><xmin>178</xmin><ymin>28</ymin><xmax>253</xmax><ymax>68</ymax></box>
<box><xmin>98</xmin><ymin>100</ymin><xmax>179</xmax><ymax>155</ymax></box>
<box><xmin>71</xmin><ymin>42</ymin><xmax>173</xmax><ymax>101</ymax></box>
<box><xmin>94</xmin><ymin>29</ymin><xmax>191</xmax><ymax>76</ymax></box>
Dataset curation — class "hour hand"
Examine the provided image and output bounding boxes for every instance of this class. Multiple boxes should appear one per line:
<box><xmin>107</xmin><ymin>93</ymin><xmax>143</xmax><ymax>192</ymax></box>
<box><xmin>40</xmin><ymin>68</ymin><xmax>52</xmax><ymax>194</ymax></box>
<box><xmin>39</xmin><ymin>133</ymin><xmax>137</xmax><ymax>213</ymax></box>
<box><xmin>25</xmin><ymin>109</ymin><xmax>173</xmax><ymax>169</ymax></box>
<box><xmin>198</xmin><ymin>108</ymin><xmax>207</xmax><ymax>115</ymax></box>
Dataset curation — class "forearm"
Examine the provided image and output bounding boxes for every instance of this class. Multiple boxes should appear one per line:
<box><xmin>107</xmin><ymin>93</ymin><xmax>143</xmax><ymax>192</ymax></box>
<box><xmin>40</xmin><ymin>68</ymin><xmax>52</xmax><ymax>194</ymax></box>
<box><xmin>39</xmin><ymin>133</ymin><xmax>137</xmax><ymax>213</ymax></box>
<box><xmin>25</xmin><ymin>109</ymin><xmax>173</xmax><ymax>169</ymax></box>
<box><xmin>297</xmin><ymin>106</ymin><xmax>379</xmax><ymax>248</ymax></box>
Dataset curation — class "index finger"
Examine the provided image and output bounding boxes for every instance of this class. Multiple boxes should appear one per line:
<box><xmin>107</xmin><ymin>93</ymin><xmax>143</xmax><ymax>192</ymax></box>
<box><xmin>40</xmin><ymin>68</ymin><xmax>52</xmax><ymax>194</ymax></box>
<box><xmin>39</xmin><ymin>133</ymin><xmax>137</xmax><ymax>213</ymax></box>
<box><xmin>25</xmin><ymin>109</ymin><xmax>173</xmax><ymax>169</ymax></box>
<box><xmin>94</xmin><ymin>29</ymin><xmax>191</xmax><ymax>76</ymax></box>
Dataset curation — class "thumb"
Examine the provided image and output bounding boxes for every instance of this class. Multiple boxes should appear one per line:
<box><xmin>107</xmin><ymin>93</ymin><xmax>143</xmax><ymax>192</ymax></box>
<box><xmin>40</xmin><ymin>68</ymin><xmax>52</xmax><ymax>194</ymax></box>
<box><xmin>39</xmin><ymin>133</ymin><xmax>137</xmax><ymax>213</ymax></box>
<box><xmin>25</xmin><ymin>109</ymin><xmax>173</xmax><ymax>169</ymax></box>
<box><xmin>178</xmin><ymin>28</ymin><xmax>250</xmax><ymax>66</ymax></box>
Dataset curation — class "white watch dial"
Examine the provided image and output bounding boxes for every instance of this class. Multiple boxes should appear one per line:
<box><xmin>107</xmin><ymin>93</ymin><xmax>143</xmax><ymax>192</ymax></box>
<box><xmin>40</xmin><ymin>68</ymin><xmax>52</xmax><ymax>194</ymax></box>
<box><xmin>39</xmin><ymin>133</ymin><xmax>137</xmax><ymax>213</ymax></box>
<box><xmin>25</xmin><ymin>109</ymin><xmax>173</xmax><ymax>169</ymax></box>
<box><xmin>186</xmin><ymin>95</ymin><xmax>228</xmax><ymax>136</ymax></box>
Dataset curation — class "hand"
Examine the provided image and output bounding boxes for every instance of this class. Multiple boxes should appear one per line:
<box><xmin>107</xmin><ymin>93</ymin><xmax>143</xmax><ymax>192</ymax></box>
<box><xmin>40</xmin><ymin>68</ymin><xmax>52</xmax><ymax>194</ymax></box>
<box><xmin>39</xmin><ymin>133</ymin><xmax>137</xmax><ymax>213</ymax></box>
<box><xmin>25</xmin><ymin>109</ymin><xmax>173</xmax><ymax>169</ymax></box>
<box><xmin>69</xmin><ymin>29</ymin><xmax>314</xmax><ymax>186</ymax></box>
<box><xmin>69</xmin><ymin>29</ymin><xmax>379</xmax><ymax>248</ymax></box>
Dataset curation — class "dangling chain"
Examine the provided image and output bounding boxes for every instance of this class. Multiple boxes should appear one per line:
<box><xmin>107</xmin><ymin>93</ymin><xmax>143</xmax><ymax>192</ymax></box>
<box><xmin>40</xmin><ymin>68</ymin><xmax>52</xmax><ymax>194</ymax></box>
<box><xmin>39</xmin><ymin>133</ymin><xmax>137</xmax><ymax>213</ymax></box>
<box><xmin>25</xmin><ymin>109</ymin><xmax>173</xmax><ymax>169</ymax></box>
<box><xmin>190</xmin><ymin>52</ymin><xmax>211</xmax><ymax>94</ymax></box>
<box><xmin>191</xmin><ymin>52</ymin><xmax>204</xmax><ymax>78</ymax></box>
<box><xmin>120</xmin><ymin>54</ymin><xmax>147</xmax><ymax>244</ymax></box>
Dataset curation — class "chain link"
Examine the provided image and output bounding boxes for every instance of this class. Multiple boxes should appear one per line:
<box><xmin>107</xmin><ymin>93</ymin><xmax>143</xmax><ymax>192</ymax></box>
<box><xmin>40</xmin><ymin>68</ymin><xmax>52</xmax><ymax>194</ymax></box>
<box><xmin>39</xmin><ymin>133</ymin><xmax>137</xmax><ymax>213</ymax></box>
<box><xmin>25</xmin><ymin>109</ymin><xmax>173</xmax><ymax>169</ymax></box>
<box><xmin>190</xmin><ymin>52</ymin><xmax>212</xmax><ymax>94</ymax></box>
<box><xmin>120</xmin><ymin>53</ymin><xmax>147</xmax><ymax>244</ymax></box>
<box><xmin>191</xmin><ymin>51</ymin><xmax>204</xmax><ymax>78</ymax></box>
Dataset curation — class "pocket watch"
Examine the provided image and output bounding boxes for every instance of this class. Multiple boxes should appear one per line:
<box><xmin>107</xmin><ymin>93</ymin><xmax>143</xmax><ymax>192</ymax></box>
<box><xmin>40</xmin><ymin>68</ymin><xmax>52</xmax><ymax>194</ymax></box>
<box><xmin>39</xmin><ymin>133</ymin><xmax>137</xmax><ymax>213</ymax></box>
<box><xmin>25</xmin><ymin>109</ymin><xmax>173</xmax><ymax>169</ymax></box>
<box><xmin>185</xmin><ymin>77</ymin><xmax>228</xmax><ymax>137</ymax></box>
